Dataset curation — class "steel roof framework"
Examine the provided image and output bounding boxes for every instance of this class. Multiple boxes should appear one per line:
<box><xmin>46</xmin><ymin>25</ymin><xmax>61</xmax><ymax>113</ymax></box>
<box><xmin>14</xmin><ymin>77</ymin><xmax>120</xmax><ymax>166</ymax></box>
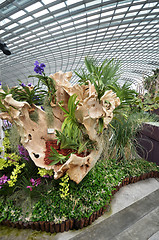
<box><xmin>0</xmin><ymin>0</ymin><xmax>158</xmax><ymax>87</ymax></box>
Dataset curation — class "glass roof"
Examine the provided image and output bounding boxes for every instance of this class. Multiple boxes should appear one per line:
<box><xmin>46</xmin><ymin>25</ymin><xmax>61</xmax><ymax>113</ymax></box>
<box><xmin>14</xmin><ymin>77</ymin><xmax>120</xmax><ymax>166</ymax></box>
<box><xmin>0</xmin><ymin>0</ymin><xmax>158</xmax><ymax>88</ymax></box>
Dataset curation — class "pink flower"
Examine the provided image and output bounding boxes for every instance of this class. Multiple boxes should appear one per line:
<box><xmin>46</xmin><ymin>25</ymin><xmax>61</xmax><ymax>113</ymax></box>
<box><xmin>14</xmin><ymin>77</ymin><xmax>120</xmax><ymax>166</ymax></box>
<box><xmin>27</xmin><ymin>186</ymin><xmax>32</xmax><ymax>191</ymax></box>
<box><xmin>27</xmin><ymin>177</ymin><xmax>41</xmax><ymax>191</ymax></box>
<box><xmin>0</xmin><ymin>175</ymin><xmax>10</xmax><ymax>188</ymax></box>
<box><xmin>35</xmin><ymin>178</ymin><xmax>41</xmax><ymax>186</ymax></box>
<box><xmin>30</xmin><ymin>178</ymin><xmax>35</xmax><ymax>186</ymax></box>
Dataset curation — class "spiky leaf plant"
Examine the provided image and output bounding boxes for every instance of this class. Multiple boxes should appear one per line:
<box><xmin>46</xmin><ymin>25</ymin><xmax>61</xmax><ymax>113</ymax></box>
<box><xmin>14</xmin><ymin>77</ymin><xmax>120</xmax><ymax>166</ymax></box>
<box><xmin>28</xmin><ymin>73</ymin><xmax>56</xmax><ymax>104</ymax></box>
<box><xmin>75</xmin><ymin>56</ymin><xmax>120</xmax><ymax>100</ymax></box>
<box><xmin>109</xmin><ymin>111</ymin><xmax>159</xmax><ymax>162</ymax></box>
<box><xmin>58</xmin><ymin>94</ymin><xmax>94</xmax><ymax>153</ymax></box>
<box><xmin>11</xmin><ymin>81</ymin><xmax>46</xmax><ymax>106</ymax></box>
<box><xmin>48</xmin><ymin>146</ymin><xmax>71</xmax><ymax>166</ymax></box>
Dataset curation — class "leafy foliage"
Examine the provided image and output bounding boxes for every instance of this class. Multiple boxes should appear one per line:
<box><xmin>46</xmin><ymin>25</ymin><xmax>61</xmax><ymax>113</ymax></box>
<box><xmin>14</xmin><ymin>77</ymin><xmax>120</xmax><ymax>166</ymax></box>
<box><xmin>0</xmin><ymin>99</ymin><xmax>9</xmax><ymax>113</ymax></box>
<box><xmin>75</xmin><ymin>56</ymin><xmax>120</xmax><ymax>100</ymax></box>
<box><xmin>55</xmin><ymin>130</ymin><xmax>78</xmax><ymax>150</ymax></box>
<box><xmin>109</xmin><ymin>112</ymin><xmax>159</xmax><ymax>162</ymax></box>
<box><xmin>48</xmin><ymin>146</ymin><xmax>71</xmax><ymax>166</ymax></box>
<box><xmin>11</xmin><ymin>81</ymin><xmax>45</xmax><ymax>106</ymax></box>
<box><xmin>59</xmin><ymin>94</ymin><xmax>79</xmax><ymax>131</ymax></box>
<box><xmin>58</xmin><ymin>94</ymin><xmax>82</xmax><ymax>150</ymax></box>
<box><xmin>132</xmin><ymin>92</ymin><xmax>159</xmax><ymax>113</ymax></box>
<box><xmin>144</xmin><ymin>68</ymin><xmax>159</xmax><ymax>96</ymax></box>
<box><xmin>58</xmin><ymin>94</ymin><xmax>94</xmax><ymax>153</ymax></box>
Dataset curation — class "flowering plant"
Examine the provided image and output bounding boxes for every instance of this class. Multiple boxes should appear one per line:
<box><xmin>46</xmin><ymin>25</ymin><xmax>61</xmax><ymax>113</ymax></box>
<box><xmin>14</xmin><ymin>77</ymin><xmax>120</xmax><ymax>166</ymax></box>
<box><xmin>0</xmin><ymin>175</ymin><xmax>10</xmax><ymax>189</ymax></box>
<box><xmin>34</xmin><ymin>61</ymin><xmax>46</xmax><ymax>75</ymax></box>
<box><xmin>27</xmin><ymin>178</ymin><xmax>41</xmax><ymax>191</ymax></box>
<box><xmin>29</xmin><ymin>61</ymin><xmax>56</xmax><ymax>103</ymax></box>
<box><xmin>2</xmin><ymin>120</ymin><xmax>12</xmax><ymax>131</ymax></box>
<box><xmin>11</xmin><ymin>80</ymin><xmax>46</xmax><ymax>106</ymax></box>
<box><xmin>18</xmin><ymin>145</ymin><xmax>30</xmax><ymax>161</ymax></box>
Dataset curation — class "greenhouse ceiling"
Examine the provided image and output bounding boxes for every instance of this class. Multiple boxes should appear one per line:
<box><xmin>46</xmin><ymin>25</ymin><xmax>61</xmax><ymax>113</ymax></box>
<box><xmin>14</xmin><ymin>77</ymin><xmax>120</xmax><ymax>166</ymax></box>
<box><xmin>0</xmin><ymin>0</ymin><xmax>158</xmax><ymax>88</ymax></box>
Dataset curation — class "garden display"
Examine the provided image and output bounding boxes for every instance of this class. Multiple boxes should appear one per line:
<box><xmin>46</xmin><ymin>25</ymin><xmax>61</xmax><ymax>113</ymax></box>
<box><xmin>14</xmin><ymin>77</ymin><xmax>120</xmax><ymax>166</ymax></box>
<box><xmin>0</xmin><ymin>58</ymin><xmax>159</xmax><ymax>233</ymax></box>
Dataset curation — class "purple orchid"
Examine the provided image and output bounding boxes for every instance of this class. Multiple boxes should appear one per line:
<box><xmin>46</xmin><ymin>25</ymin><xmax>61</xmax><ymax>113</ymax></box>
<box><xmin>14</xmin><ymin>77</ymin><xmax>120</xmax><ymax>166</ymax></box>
<box><xmin>3</xmin><ymin>120</ymin><xmax>12</xmax><ymax>130</ymax></box>
<box><xmin>34</xmin><ymin>61</ymin><xmax>46</xmax><ymax>75</ymax></box>
<box><xmin>35</xmin><ymin>178</ymin><xmax>41</xmax><ymax>186</ymax></box>
<box><xmin>18</xmin><ymin>145</ymin><xmax>30</xmax><ymax>161</ymax></box>
<box><xmin>21</xmin><ymin>83</ymin><xmax>26</xmax><ymax>87</ymax></box>
<box><xmin>43</xmin><ymin>174</ymin><xmax>52</xmax><ymax>178</ymax></box>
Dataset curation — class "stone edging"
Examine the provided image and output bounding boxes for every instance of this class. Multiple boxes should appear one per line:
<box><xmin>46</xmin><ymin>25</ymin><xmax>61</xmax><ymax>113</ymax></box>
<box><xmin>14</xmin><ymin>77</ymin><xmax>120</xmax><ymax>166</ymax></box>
<box><xmin>1</xmin><ymin>170</ymin><xmax>159</xmax><ymax>233</ymax></box>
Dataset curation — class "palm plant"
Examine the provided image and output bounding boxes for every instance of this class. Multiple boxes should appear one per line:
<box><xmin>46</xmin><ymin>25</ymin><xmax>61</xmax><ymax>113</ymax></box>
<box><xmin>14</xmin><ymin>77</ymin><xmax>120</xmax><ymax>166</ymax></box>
<box><xmin>107</xmin><ymin>82</ymin><xmax>138</xmax><ymax>120</ymax></box>
<box><xmin>108</xmin><ymin>82</ymin><xmax>137</xmax><ymax>107</ymax></box>
<box><xmin>75</xmin><ymin>56</ymin><xmax>120</xmax><ymax>100</ymax></box>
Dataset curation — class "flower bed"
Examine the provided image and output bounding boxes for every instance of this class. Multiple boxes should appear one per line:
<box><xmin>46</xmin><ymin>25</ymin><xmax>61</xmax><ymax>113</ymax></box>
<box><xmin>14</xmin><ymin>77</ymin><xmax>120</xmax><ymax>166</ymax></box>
<box><xmin>0</xmin><ymin>158</ymin><xmax>158</xmax><ymax>234</ymax></box>
<box><xmin>1</xmin><ymin>170</ymin><xmax>158</xmax><ymax>233</ymax></box>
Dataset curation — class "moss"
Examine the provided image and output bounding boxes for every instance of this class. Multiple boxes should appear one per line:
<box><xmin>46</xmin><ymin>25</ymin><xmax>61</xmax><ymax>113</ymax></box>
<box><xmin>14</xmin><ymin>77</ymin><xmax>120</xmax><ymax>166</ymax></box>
<box><xmin>8</xmin><ymin>125</ymin><xmax>21</xmax><ymax>154</ymax></box>
<box><xmin>44</xmin><ymin>105</ymin><xmax>54</xmax><ymax>128</ymax></box>
<box><xmin>29</xmin><ymin>109</ymin><xmax>39</xmax><ymax>123</ymax></box>
<box><xmin>2</xmin><ymin>131</ymin><xmax>10</xmax><ymax>153</ymax></box>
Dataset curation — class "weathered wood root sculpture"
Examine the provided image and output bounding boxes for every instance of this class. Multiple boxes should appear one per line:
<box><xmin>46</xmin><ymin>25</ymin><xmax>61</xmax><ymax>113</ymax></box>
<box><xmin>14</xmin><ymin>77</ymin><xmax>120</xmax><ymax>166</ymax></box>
<box><xmin>0</xmin><ymin>72</ymin><xmax>120</xmax><ymax>183</ymax></box>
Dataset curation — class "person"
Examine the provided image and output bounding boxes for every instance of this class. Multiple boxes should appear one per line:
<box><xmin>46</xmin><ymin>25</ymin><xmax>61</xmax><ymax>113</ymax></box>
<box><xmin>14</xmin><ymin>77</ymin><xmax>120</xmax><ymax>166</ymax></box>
<box><xmin>0</xmin><ymin>40</ymin><xmax>11</xmax><ymax>55</ymax></box>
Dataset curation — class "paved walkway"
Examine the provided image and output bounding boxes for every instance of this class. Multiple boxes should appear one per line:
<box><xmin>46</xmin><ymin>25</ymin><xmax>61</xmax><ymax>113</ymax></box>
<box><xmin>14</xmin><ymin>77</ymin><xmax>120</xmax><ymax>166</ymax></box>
<box><xmin>0</xmin><ymin>178</ymin><xmax>159</xmax><ymax>240</ymax></box>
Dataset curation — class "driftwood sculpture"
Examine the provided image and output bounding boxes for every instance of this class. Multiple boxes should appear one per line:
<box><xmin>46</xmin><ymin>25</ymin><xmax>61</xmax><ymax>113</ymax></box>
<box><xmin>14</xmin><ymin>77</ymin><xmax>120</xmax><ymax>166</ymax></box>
<box><xmin>0</xmin><ymin>72</ymin><xmax>120</xmax><ymax>183</ymax></box>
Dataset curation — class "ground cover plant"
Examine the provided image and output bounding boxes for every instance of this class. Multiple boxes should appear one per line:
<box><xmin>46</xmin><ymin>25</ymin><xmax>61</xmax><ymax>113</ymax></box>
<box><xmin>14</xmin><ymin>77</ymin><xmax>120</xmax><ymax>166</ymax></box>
<box><xmin>0</xmin><ymin>58</ymin><xmax>159</xmax><ymax>230</ymax></box>
<box><xmin>0</xmin><ymin>157</ymin><xmax>158</xmax><ymax>224</ymax></box>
